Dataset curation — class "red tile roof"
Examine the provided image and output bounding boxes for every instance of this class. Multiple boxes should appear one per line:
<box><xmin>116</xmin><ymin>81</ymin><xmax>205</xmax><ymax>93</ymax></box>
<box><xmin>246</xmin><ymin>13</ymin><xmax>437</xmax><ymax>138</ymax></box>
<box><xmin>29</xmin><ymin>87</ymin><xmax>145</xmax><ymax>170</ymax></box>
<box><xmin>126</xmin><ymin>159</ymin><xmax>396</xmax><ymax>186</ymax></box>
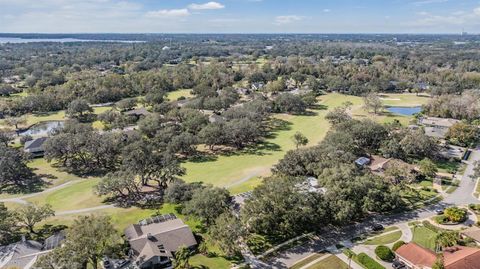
<box><xmin>444</xmin><ymin>246</ymin><xmax>480</xmax><ymax>269</ymax></box>
<box><xmin>396</xmin><ymin>243</ymin><xmax>437</xmax><ymax>268</ymax></box>
<box><xmin>396</xmin><ymin>243</ymin><xmax>480</xmax><ymax>269</ymax></box>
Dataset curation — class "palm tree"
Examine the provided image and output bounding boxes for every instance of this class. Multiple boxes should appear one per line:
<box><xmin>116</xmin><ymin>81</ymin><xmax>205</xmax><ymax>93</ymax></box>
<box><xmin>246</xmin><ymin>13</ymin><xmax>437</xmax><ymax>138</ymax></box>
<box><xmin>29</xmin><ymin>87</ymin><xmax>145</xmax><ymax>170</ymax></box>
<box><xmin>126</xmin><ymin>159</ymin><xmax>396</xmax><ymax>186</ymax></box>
<box><xmin>435</xmin><ymin>231</ymin><xmax>459</xmax><ymax>253</ymax></box>
<box><xmin>174</xmin><ymin>245</ymin><xmax>192</xmax><ymax>269</ymax></box>
<box><xmin>345</xmin><ymin>249</ymin><xmax>354</xmax><ymax>269</ymax></box>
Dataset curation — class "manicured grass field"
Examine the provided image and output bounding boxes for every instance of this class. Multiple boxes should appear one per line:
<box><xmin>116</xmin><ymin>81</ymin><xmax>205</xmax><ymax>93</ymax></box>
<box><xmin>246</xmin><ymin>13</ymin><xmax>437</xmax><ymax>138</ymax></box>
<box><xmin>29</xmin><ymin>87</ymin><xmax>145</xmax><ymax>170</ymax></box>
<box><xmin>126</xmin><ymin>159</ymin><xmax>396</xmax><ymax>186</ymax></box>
<box><xmin>290</xmin><ymin>253</ymin><xmax>326</xmax><ymax>269</ymax></box>
<box><xmin>166</xmin><ymin>89</ymin><xmax>193</xmax><ymax>101</ymax></box>
<box><xmin>412</xmin><ymin>226</ymin><xmax>437</xmax><ymax>251</ymax></box>
<box><xmin>26</xmin><ymin>178</ymin><xmax>102</xmax><ymax>211</ymax></box>
<box><xmin>304</xmin><ymin>255</ymin><xmax>349</xmax><ymax>269</ymax></box>
<box><xmin>364</xmin><ymin>231</ymin><xmax>402</xmax><ymax>245</ymax></box>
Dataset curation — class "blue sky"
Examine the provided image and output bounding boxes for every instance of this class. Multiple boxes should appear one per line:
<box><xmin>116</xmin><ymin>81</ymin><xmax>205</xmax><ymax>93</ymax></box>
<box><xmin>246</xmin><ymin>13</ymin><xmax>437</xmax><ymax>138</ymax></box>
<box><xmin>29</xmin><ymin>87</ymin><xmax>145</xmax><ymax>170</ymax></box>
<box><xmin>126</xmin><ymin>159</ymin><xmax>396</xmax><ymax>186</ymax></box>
<box><xmin>0</xmin><ymin>0</ymin><xmax>479</xmax><ymax>33</ymax></box>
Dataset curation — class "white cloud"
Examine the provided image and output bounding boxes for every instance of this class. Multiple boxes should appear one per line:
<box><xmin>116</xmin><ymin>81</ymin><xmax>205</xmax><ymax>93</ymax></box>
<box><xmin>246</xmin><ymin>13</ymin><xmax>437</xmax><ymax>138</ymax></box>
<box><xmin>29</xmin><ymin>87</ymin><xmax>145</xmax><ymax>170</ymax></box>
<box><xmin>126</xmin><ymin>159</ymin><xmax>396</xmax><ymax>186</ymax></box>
<box><xmin>474</xmin><ymin>7</ymin><xmax>480</xmax><ymax>16</ymax></box>
<box><xmin>188</xmin><ymin>2</ymin><xmax>225</xmax><ymax>10</ymax></box>
<box><xmin>410</xmin><ymin>6</ymin><xmax>480</xmax><ymax>27</ymax></box>
<box><xmin>145</xmin><ymin>9</ymin><xmax>190</xmax><ymax>18</ymax></box>
<box><xmin>274</xmin><ymin>15</ymin><xmax>303</xmax><ymax>25</ymax></box>
<box><xmin>323</xmin><ymin>9</ymin><xmax>331</xmax><ymax>13</ymax></box>
<box><xmin>413</xmin><ymin>0</ymin><xmax>448</xmax><ymax>6</ymax></box>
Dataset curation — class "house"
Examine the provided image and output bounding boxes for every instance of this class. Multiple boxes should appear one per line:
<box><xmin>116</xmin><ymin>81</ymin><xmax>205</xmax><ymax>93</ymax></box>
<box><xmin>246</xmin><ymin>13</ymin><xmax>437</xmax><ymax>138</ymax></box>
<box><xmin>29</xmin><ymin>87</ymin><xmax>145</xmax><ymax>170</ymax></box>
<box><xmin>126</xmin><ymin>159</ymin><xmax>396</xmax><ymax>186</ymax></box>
<box><xmin>355</xmin><ymin>157</ymin><xmax>371</xmax><ymax>167</ymax></box>
<box><xmin>295</xmin><ymin>177</ymin><xmax>327</xmax><ymax>194</ymax></box>
<box><xmin>395</xmin><ymin>242</ymin><xmax>480</xmax><ymax>269</ymax></box>
<box><xmin>251</xmin><ymin>82</ymin><xmax>265</xmax><ymax>91</ymax></box>
<box><xmin>124</xmin><ymin>108</ymin><xmax>151</xmax><ymax>120</ymax></box>
<box><xmin>208</xmin><ymin>114</ymin><xmax>225</xmax><ymax>124</ymax></box>
<box><xmin>124</xmin><ymin>214</ymin><xmax>197</xmax><ymax>269</ymax></box>
<box><xmin>368</xmin><ymin>155</ymin><xmax>391</xmax><ymax>173</ymax></box>
<box><xmin>24</xmin><ymin>137</ymin><xmax>48</xmax><ymax>157</ymax></box>
<box><xmin>0</xmin><ymin>233</ymin><xmax>65</xmax><ymax>269</ymax></box>
<box><xmin>461</xmin><ymin>227</ymin><xmax>480</xmax><ymax>245</ymax></box>
<box><xmin>420</xmin><ymin>117</ymin><xmax>460</xmax><ymax>139</ymax></box>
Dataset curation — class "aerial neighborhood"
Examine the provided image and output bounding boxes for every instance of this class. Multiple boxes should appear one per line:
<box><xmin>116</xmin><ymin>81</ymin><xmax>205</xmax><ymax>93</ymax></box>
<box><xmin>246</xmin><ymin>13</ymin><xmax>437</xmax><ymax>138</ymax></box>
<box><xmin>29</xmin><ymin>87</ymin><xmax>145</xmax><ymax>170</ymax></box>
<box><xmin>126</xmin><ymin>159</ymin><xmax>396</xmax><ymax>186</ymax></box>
<box><xmin>2</xmin><ymin>2</ymin><xmax>480</xmax><ymax>269</ymax></box>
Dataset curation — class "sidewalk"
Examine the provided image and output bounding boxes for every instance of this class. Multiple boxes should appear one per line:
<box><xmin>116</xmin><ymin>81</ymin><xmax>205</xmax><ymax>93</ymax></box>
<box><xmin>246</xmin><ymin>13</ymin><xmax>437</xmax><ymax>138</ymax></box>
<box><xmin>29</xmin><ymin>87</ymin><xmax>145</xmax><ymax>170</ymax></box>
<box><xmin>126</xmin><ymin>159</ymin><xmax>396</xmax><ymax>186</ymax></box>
<box><xmin>335</xmin><ymin>253</ymin><xmax>363</xmax><ymax>269</ymax></box>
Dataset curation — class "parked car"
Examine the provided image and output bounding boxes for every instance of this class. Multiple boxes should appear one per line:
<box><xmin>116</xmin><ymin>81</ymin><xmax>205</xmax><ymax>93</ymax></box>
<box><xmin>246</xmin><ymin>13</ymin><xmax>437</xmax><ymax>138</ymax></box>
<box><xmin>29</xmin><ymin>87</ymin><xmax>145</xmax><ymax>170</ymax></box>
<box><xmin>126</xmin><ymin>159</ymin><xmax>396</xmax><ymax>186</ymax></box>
<box><xmin>392</xmin><ymin>260</ymin><xmax>406</xmax><ymax>269</ymax></box>
<box><xmin>435</xmin><ymin>209</ymin><xmax>444</xmax><ymax>215</ymax></box>
<box><xmin>372</xmin><ymin>224</ymin><xmax>384</xmax><ymax>231</ymax></box>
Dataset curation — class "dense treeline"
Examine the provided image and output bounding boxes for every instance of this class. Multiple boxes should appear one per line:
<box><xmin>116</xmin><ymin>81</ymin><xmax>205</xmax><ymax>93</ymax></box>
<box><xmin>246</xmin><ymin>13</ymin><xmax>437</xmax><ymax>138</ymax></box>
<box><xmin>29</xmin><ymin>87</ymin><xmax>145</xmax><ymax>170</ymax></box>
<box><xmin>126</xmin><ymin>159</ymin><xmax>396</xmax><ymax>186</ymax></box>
<box><xmin>2</xmin><ymin>36</ymin><xmax>480</xmax><ymax>118</ymax></box>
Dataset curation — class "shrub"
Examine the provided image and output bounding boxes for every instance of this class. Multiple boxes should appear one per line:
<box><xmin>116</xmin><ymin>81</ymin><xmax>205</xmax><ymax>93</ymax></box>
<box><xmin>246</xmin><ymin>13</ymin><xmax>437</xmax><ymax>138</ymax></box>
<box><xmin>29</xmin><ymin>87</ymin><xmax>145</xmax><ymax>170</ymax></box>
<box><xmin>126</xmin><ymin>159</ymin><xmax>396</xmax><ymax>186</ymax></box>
<box><xmin>375</xmin><ymin>245</ymin><xmax>394</xmax><ymax>262</ymax></box>
<box><xmin>19</xmin><ymin>135</ymin><xmax>33</xmax><ymax>145</ymax></box>
<box><xmin>392</xmin><ymin>241</ymin><xmax>405</xmax><ymax>251</ymax></box>
<box><xmin>434</xmin><ymin>215</ymin><xmax>449</xmax><ymax>224</ymax></box>
<box><xmin>357</xmin><ymin>253</ymin><xmax>385</xmax><ymax>269</ymax></box>
<box><xmin>246</xmin><ymin>234</ymin><xmax>272</xmax><ymax>255</ymax></box>
<box><xmin>444</xmin><ymin>207</ymin><xmax>467</xmax><ymax>223</ymax></box>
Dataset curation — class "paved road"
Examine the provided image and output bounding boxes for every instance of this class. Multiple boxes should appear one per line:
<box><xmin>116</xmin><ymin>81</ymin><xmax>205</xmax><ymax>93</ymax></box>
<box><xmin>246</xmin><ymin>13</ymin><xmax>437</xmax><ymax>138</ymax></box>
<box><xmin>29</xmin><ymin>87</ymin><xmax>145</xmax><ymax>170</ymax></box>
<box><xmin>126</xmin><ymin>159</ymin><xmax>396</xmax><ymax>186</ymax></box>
<box><xmin>266</xmin><ymin>149</ymin><xmax>480</xmax><ymax>268</ymax></box>
<box><xmin>444</xmin><ymin>149</ymin><xmax>480</xmax><ymax>205</ymax></box>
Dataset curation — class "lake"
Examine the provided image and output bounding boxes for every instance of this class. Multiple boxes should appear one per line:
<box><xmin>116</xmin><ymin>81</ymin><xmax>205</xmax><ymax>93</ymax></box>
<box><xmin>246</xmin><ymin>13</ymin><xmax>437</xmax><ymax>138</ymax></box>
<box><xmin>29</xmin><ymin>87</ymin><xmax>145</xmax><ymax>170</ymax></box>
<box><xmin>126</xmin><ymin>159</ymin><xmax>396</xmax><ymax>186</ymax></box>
<box><xmin>0</xmin><ymin>37</ymin><xmax>145</xmax><ymax>44</ymax></box>
<box><xmin>386</xmin><ymin>106</ymin><xmax>422</xmax><ymax>116</ymax></box>
<box><xmin>19</xmin><ymin>121</ymin><xmax>64</xmax><ymax>137</ymax></box>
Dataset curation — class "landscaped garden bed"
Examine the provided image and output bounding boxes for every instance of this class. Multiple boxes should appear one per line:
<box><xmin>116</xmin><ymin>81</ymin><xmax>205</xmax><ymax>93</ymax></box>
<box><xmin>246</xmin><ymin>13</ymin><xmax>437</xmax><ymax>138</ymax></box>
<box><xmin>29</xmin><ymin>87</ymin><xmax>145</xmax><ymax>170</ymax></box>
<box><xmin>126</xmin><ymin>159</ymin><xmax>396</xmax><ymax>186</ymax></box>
<box><xmin>433</xmin><ymin>207</ymin><xmax>467</xmax><ymax>225</ymax></box>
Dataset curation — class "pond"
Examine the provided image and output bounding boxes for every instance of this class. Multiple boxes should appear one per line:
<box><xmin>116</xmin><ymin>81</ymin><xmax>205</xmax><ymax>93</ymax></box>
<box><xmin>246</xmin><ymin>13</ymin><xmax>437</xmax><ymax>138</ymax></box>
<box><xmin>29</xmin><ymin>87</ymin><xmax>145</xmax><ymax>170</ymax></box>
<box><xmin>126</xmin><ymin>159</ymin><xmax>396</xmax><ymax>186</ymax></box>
<box><xmin>19</xmin><ymin>121</ymin><xmax>64</xmax><ymax>137</ymax></box>
<box><xmin>386</xmin><ymin>106</ymin><xmax>422</xmax><ymax>116</ymax></box>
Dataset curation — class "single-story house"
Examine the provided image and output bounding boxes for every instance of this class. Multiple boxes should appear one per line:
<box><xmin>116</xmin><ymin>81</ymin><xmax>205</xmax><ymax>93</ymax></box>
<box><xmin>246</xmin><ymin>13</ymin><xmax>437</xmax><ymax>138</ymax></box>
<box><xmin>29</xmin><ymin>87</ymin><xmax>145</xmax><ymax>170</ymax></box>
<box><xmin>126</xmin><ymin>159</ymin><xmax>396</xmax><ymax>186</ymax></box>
<box><xmin>461</xmin><ymin>227</ymin><xmax>480</xmax><ymax>245</ymax></box>
<box><xmin>208</xmin><ymin>114</ymin><xmax>226</xmax><ymax>124</ymax></box>
<box><xmin>124</xmin><ymin>214</ymin><xmax>197</xmax><ymax>269</ymax></box>
<box><xmin>251</xmin><ymin>82</ymin><xmax>265</xmax><ymax>91</ymax></box>
<box><xmin>295</xmin><ymin>177</ymin><xmax>327</xmax><ymax>194</ymax></box>
<box><xmin>124</xmin><ymin>107</ymin><xmax>151</xmax><ymax>118</ymax></box>
<box><xmin>355</xmin><ymin>157</ymin><xmax>371</xmax><ymax>167</ymax></box>
<box><xmin>419</xmin><ymin>117</ymin><xmax>460</xmax><ymax>139</ymax></box>
<box><xmin>24</xmin><ymin>137</ymin><xmax>48</xmax><ymax>157</ymax></box>
<box><xmin>368</xmin><ymin>155</ymin><xmax>391</xmax><ymax>173</ymax></box>
<box><xmin>395</xmin><ymin>242</ymin><xmax>480</xmax><ymax>269</ymax></box>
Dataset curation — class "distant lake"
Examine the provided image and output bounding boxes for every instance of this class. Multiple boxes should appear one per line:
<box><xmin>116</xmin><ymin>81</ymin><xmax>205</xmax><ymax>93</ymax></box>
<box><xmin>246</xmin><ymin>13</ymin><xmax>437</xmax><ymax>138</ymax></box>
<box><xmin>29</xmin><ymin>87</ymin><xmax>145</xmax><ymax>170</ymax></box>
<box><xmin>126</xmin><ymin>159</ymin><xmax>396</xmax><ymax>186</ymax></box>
<box><xmin>386</xmin><ymin>106</ymin><xmax>422</xmax><ymax>116</ymax></box>
<box><xmin>0</xmin><ymin>37</ymin><xmax>145</xmax><ymax>44</ymax></box>
<box><xmin>19</xmin><ymin>121</ymin><xmax>64</xmax><ymax>137</ymax></box>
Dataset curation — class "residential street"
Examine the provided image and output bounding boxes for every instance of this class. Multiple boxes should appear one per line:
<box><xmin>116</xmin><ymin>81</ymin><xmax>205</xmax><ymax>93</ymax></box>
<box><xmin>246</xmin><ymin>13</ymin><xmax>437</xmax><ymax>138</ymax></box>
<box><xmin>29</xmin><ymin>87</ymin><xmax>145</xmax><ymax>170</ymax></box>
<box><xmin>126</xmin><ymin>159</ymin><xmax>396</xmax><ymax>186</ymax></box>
<box><xmin>265</xmin><ymin>149</ymin><xmax>480</xmax><ymax>269</ymax></box>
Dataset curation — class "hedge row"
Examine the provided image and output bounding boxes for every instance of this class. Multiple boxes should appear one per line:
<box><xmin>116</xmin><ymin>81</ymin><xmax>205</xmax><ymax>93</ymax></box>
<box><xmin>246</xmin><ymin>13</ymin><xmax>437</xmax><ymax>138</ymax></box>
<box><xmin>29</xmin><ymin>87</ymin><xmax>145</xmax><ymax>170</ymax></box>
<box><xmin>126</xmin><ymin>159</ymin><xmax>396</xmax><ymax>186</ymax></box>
<box><xmin>357</xmin><ymin>253</ymin><xmax>385</xmax><ymax>269</ymax></box>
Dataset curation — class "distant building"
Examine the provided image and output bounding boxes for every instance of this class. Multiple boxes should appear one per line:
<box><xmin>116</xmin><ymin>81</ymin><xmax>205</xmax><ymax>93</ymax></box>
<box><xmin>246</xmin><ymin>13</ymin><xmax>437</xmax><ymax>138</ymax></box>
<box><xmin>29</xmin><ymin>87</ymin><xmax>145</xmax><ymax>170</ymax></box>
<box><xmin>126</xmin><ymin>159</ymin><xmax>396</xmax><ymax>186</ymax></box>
<box><xmin>420</xmin><ymin>117</ymin><xmax>460</xmax><ymax>139</ymax></box>
<box><xmin>251</xmin><ymin>82</ymin><xmax>265</xmax><ymax>91</ymax></box>
<box><xmin>124</xmin><ymin>107</ymin><xmax>151</xmax><ymax>118</ymax></box>
<box><xmin>24</xmin><ymin>137</ymin><xmax>48</xmax><ymax>157</ymax></box>
<box><xmin>355</xmin><ymin>157</ymin><xmax>371</xmax><ymax>167</ymax></box>
<box><xmin>295</xmin><ymin>177</ymin><xmax>327</xmax><ymax>194</ymax></box>
<box><xmin>124</xmin><ymin>214</ymin><xmax>197</xmax><ymax>269</ymax></box>
<box><xmin>208</xmin><ymin>114</ymin><xmax>226</xmax><ymax>124</ymax></box>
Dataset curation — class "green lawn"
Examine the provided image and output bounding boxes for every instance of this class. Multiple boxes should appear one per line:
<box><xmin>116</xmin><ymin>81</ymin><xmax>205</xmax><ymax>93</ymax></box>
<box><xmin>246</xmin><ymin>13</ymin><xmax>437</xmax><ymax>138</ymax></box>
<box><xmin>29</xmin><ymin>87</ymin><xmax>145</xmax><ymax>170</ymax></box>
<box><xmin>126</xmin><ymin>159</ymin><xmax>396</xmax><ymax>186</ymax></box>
<box><xmin>364</xmin><ymin>231</ymin><xmax>402</xmax><ymax>245</ymax></box>
<box><xmin>189</xmin><ymin>254</ymin><xmax>232</xmax><ymax>269</ymax></box>
<box><xmin>26</xmin><ymin>178</ymin><xmax>102</xmax><ymax>211</ymax></box>
<box><xmin>166</xmin><ymin>89</ymin><xmax>193</xmax><ymax>101</ymax></box>
<box><xmin>290</xmin><ymin>253</ymin><xmax>326</xmax><ymax>269</ymax></box>
<box><xmin>304</xmin><ymin>255</ymin><xmax>348</xmax><ymax>269</ymax></box>
<box><xmin>412</xmin><ymin>226</ymin><xmax>437</xmax><ymax>251</ymax></box>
